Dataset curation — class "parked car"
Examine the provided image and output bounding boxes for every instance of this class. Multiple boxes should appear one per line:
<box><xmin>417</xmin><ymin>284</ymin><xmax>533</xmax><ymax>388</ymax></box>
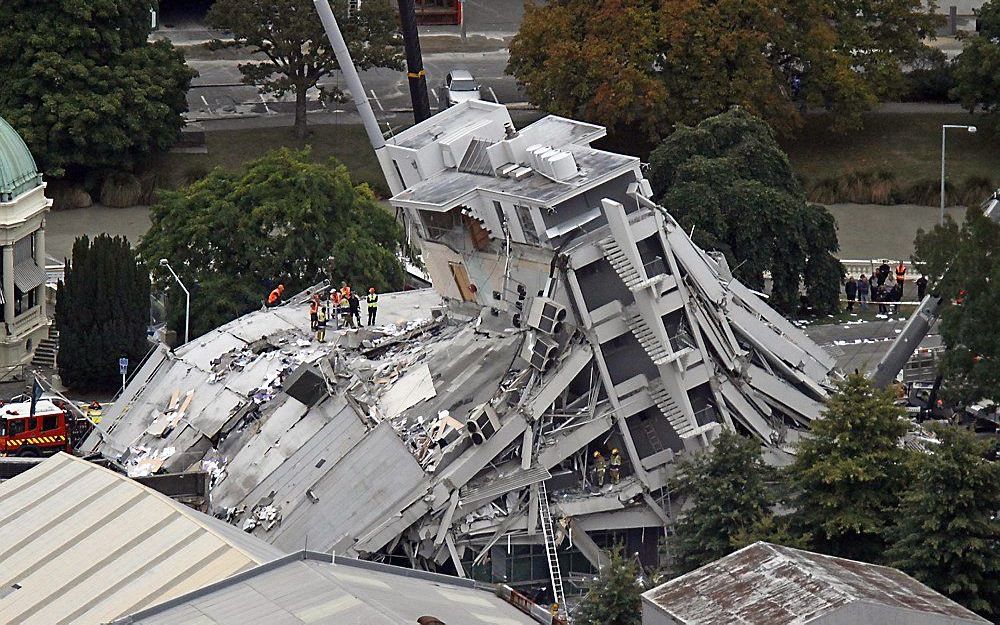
<box><xmin>444</xmin><ymin>69</ymin><xmax>481</xmax><ymax>107</ymax></box>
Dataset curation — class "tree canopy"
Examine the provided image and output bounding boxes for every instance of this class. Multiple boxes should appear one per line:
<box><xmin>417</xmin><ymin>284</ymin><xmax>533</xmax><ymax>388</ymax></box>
<box><xmin>56</xmin><ymin>235</ymin><xmax>151</xmax><ymax>390</ymax></box>
<box><xmin>913</xmin><ymin>209</ymin><xmax>1000</xmax><ymax>401</ymax></box>
<box><xmin>887</xmin><ymin>427</ymin><xmax>1000</xmax><ymax>619</ymax></box>
<box><xmin>576</xmin><ymin>548</ymin><xmax>646</xmax><ymax>625</ymax></box>
<box><xmin>647</xmin><ymin>109</ymin><xmax>842</xmax><ymax>315</ymax></box>
<box><xmin>672</xmin><ymin>430</ymin><xmax>773</xmax><ymax>573</ymax></box>
<box><xmin>785</xmin><ymin>374</ymin><xmax>911</xmax><ymax>563</ymax></box>
<box><xmin>952</xmin><ymin>0</ymin><xmax>1000</xmax><ymax>121</ymax></box>
<box><xmin>0</xmin><ymin>0</ymin><xmax>194</xmax><ymax>178</ymax></box>
<box><xmin>508</xmin><ymin>0</ymin><xmax>933</xmax><ymax>148</ymax></box>
<box><xmin>138</xmin><ymin>148</ymin><xmax>407</xmax><ymax>339</ymax></box>
<box><xmin>207</xmin><ymin>0</ymin><xmax>402</xmax><ymax>139</ymax></box>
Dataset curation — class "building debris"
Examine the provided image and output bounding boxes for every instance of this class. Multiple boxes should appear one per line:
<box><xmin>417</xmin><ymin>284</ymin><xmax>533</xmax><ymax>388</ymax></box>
<box><xmin>82</xmin><ymin>102</ymin><xmax>842</xmax><ymax>594</ymax></box>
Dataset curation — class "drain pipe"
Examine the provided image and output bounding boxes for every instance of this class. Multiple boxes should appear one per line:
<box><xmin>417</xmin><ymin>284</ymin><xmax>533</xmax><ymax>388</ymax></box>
<box><xmin>314</xmin><ymin>0</ymin><xmax>404</xmax><ymax>195</ymax></box>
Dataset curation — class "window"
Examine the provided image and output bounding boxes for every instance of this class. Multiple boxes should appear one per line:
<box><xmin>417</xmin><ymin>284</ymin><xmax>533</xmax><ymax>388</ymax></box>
<box><xmin>27</xmin><ymin>418</ymin><xmax>36</xmax><ymax>431</ymax></box>
<box><xmin>42</xmin><ymin>415</ymin><xmax>58</xmax><ymax>431</ymax></box>
<box><xmin>14</xmin><ymin>286</ymin><xmax>36</xmax><ymax>316</ymax></box>
<box><xmin>7</xmin><ymin>420</ymin><xmax>24</xmax><ymax>436</ymax></box>
<box><xmin>515</xmin><ymin>204</ymin><xmax>540</xmax><ymax>245</ymax></box>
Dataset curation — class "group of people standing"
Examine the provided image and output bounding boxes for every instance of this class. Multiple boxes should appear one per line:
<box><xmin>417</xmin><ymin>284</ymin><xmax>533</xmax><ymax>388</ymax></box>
<box><xmin>844</xmin><ymin>260</ymin><xmax>928</xmax><ymax>315</ymax></box>
<box><xmin>308</xmin><ymin>282</ymin><xmax>380</xmax><ymax>341</ymax></box>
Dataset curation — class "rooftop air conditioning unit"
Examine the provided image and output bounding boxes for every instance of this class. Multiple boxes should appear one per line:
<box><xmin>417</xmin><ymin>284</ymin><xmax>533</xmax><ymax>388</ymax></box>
<box><xmin>526</xmin><ymin>296</ymin><xmax>567</xmax><ymax>335</ymax></box>
<box><xmin>527</xmin><ymin>335</ymin><xmax>560</xmax><ymax>372</ymax></box>
<box><xmin>466</xmin><ymin>403</ymin><xmax>501</xmax><ymax>445</ymax></box>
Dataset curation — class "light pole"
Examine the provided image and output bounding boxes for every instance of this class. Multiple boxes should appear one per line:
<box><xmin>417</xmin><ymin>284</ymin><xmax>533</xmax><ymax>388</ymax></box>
<box><xmin>159</xmin><ymin>259</ymin><xmax>190</xmax><ymax>345</ymax></box>
<box><xmin>940</xmin><ymin>124</ymin><xmax>977</xmax><ymax>226</ymax></box>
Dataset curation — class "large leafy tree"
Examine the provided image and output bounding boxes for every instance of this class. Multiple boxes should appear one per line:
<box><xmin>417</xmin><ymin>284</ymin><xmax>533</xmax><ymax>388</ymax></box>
<box><xmin>0</xmin><ymin>0</ymin><xmax>194</xmax><ymax>178</ymax></box>
<box><xmin>671</xmin><ymin>430</ymin><xmax>774</xmax><ymax>573</ymax></box>
<box><xmin>952</xmin><ymin>0</ymin><xmax>1000</xmax><ymax>121</ymax></box>
<box><xmin>576</xmin><ymin>548</ymin><xmax>646</xmax><ymax>625</ymax></box>
<box><xmin>785</xmin><ymin>374</ymin><xmax>912</xmax><ymax>563</ymax></box>
<box><xmin>648</xmin><ymin>109</ymin><xmax>842</xmax><ymax>314</ymax></box>
<box><xmin>138</xmin><ymin>148</ymin><xmax>407</xmax><ymax>339</ymax></box>
<box><xmin>887</xmin><ymin>427</ymin><xmax>1000</xmax><ymax>619</ymax></box>
<box><xmin>913</xmin><ymin>209</ymin><xmax>1000</xmax><ymax>401</ymax></box>
<box><xmin>207</xmin><ymin>0</ymin><xmax>403</xmax><ymax>139</ymax></box>
<box><xmin>508</xmin><ymin>0</ymin><xmax>932</xmax><ymax>148</ymax></box>
<box><xmin>56</xmin><ymin>235</ymin><xmax>151</xmax><ymax>390</ymax></box>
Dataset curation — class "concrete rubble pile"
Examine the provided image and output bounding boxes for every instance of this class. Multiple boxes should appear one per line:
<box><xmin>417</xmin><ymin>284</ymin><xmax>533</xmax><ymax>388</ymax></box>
<box><xmin>83</xmin><ymin>100</ymin><xmax>840</xmax><ymax>586</ymax></box>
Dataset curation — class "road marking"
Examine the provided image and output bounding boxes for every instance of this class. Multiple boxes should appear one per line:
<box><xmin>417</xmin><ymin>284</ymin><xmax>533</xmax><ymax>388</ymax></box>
<box><xmin>370</xmin><ymin>89</ymin><xmax>384</xmax><ymax>112</ymax></box>
<box><xmin>488</xmin><ymin>86</ymin><xmax>499</xmax><ymax>104</ymax></box>
<box><xmin>431</xmin><ymin>88</ymin><xmax>441</xmax><ymax>107</ymax></box>
<box><xmin>258</xmin><ymin>93</ymin><xmax>272</xmax><ymax>115</ymax></box>
<box><xmin>200</xmin><ymin>95</ymin><xmax>214</xmax><ymax>115</ymax></box>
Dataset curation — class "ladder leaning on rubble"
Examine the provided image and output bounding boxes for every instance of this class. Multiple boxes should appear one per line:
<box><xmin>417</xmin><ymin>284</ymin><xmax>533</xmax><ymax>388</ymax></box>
<box><xmin>537</xmin><ymin>481</ymin><xmax>568</xmax><ymax>621</ymax></box>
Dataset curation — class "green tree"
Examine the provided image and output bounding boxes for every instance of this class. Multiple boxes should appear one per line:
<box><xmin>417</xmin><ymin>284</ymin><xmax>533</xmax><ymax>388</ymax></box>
<box><xmin>952</xmin><ymin>0</ymin><xmax>1000</xmax><ymax>122</ymax></box>
<box><xmin>207</xmin><ymin>0</ymin><xmax>402</xmax><ymax>139</ymax></box>
<box><xmin>56</xmin><ymin>235</ymin><xmax>151</xmax><ymax>390</ymax></box>
<box><xmin>647</xmin><ymin>109</ymin><xmax>842</xmax><ymax>315</ymax></box>
<box><xmin>887</xmin><ymin>427</ymin><xmax>1000</xmax><ymax>619</ymax></box>
<box><xmin>671</xmin><ymin>430</ymin><xmax>774</xmax><ymax>573</ymax></box>
<box><xmin>576</xmin><ymin>548</ymin><xmax>645</xmax><ymax>625</ymax></box>
<box><xmin>0</xmin><ymin>0</ymin><xmax>195</xmax><ymax>178</ymax></box>
<box><xmin>913</xmin><ymin>209</ymin><xmax>1000</xmax><ymax>401</ymax></box>
<box><xmin>138</xmin><ymin>148</ymin><xmax>407</xmax><ymax>339</ymax></box>
<box><xmin>785</xmin><ymin>374</ymin><xmax>912</xmax><ymax>562</ymax></box>
<box><xmin>508</xmin><ymin>0</ymin><xmax>933</xmax><ymax>148</ymax></box>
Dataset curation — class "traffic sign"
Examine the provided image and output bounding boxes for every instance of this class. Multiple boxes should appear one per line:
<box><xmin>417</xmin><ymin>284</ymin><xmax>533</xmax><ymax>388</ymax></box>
<box><xmin>119</xmin><ymin>357</ymin><xmax>128</xmax><ymax>375</ymax></box>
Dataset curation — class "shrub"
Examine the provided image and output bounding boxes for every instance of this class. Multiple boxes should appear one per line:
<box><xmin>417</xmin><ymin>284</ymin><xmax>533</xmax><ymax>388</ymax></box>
<box><xmin>957</xmin><ymin>175</ymin><xmax>995</xmax><ymax>207</ymax></box>
<box><xmin>99</xmin><ymin>171</ymin><xmax>142</xmax><ymax>207</ymax></box>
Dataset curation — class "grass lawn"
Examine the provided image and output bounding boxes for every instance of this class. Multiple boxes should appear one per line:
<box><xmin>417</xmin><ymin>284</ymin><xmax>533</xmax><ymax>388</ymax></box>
<box><xmin>150</xmin><ymin>123</ymin><xmax>390</xmax><ymax>197</ymax></box>
<box><xmin>782</xmin><ymin>111</ymin><xmax>1000</xmax><ymax>190</ymax></box>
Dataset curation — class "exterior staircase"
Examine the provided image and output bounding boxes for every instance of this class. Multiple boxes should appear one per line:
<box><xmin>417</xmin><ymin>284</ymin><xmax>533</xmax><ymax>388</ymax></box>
<box><xmin>31</xmin><ymin>328</ymin><xmax>59</xmax><ymax>368</ymax></box>
<box><xmin>598</xmin><ymin>236</ymin><xmax>642</xmax><ymax>289</ymax></box>
<box><xmin>626</xmin><ymin>311</ymin><xmax>670</xmax><ymax>366</ymax></box>
<box><xmin>649</xmin><ymin>383</ymin><xmax>694</xmax><ymax>437</ymax></box>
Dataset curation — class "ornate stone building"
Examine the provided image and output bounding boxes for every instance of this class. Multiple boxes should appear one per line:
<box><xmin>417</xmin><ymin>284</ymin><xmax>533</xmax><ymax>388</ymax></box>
<box><xmin>0</xmin><ymin>116</ymin><xmax>51</xmax><ymax>380</ymax></box>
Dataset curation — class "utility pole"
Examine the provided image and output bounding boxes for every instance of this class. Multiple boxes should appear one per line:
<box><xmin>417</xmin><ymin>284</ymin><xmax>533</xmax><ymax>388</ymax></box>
<box><xmin>397</xmin><ymin>0</ymin><xmax>432</xmax><ymax>123</ymax></box>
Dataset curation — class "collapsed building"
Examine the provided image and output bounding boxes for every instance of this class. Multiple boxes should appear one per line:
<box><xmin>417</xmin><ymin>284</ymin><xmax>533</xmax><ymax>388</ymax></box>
<box><xmin>83</xmin><ymin>99</ymin><xmax>840</xmax><ymax>604</ymax></box>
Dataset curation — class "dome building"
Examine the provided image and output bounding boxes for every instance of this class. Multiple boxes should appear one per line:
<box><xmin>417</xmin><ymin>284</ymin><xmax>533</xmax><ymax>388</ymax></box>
<box><xmin>0</xmin><ymin>116</ymin><xmax>52</xmax><ymax>380</ymax></box>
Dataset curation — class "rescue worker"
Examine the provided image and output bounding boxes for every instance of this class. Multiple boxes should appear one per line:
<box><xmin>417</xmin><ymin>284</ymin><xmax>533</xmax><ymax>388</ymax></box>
<box><xmin>609</xmin><ymin>448</ymin><xmax>623</xmax><ymax>484</ymax></box>
<box><xmin>329</xmin><ymin>289</ymin><xmax>342</xmax><ymax>329</ymax></box>
<box><xmin>895</xmin><ymin>261</ymin><xmax>906</xmax><ymax>289</ymax></box>
<box><xmin>349</xmin><ymin>291</ymin><xmax>362</xmax><ymax>327</ymax></box>
<box><xmin>309</xmin><ymin>294</ymin><xmax>320</xmax><ymax>330</ymax></box>
<box><xmin>339</xmin><ymin>282</ymin><xmax>353</xmax><ymax>328</ymax></box>
<box><xmin>593</xmin><ymin>450</ymin><xmax>607</xmax><ymax>487</ymax></box>
<box><xmin>267</xmin><ymin>284</ymin><xmax>285</xmax><ymax>307</ymax></box>
<box><xmin>916</xmin><ymin>274</ymin><xmax>928</xmax><ymax>300</ymax></box>
<box><xmin>366</xmin><ymin>287</ymin><xmax>378</xmax><ymax>326</ymax></box>
<box><xmin>315</xmin><ymin>306</ymin><xmax>327</xmax><ymax>342</ymax></box>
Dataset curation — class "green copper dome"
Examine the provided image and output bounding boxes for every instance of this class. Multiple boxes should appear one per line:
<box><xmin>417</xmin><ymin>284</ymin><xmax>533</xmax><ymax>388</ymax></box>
<box><xmin>0</xmin><ymin>116</ymin><xmax>42</xmax><ymax>202</ymax></box>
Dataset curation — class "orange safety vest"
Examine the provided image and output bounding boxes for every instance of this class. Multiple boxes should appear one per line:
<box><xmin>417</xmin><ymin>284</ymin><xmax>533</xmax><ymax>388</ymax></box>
<box><xmin>268</xmin><ymin>288</ymin><xmax>282</xmax><ymax>304</ymax></box>
<box><xmin>895</xmin><ymin>265</ymin><xmax>906</xmax><ymax>281</ymax></box>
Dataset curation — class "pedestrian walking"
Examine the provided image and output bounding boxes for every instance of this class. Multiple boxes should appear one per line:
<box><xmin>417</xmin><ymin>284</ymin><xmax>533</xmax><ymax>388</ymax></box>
<box><xmin>315</xmin><ymin>307</ymin><xmax>327</xmax><ymax>342</ymax></box>
<box><xmin>857</xmin><ymin>273</ymin><xmax>869</xmax><ymax>311</ymax></box>
<box><xmin>916</xmin><ymin>274</ymin><xmax>928</xmax><ymax>300</ymax></box>
<box><xmin>844</xmin><ymin>275</ymin><xmax>857</xmax><ymax>312</ymax></box>
<box><xmin>366</xmin><ymin>287</ymin><xmax>378</xmax><ymax>326</ymax></box>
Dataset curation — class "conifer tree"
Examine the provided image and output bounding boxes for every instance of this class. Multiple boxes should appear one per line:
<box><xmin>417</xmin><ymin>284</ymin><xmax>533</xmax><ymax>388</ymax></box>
<box><xmin>887</xmin><ymin>427</ymin><xmax>1000</xmax><ymax>619</ymax></box>
<box><xmin>671</xmin><ymin>429</ymin><xmax>774</xmax><ymax>573</ymax></box>
<box><xmin>785</xmin><ymin>374</ymin><xmax>911</xmax><ymax>563</ymax></box>
<box><xmin>56</xmin><ymin>235</ymin><xmax>150</xmax><ymax>390</ymax></box>
<box><xmin>575</xmin><ymin>548</ymin><xmax>645</xmax><ymax>625</ymax></box>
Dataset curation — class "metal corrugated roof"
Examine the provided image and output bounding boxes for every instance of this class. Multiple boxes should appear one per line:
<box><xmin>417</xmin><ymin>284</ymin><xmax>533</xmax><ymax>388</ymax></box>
<box><xmin>116</xmin><ymin>551</ymin><xmax>537</xmax><ymax>625</ymax></box>
<box><xmin>12</xmin><ymin>259</ymin><xmax>47</xmax><ymax>292</ymax></box>
<box><xmin>0</xmin><ymin>454</ymin><xmax>283</xmax><ymax>625</ymax></box>
<box><xmin>0</xmin><ymin>116</ymin><xmax>41</xmax><ymax>202</ymax></box>
<box><xmin>641</xmin><ymin>542</ymin><xmax>990</xmax><ymax>625</ymax></box>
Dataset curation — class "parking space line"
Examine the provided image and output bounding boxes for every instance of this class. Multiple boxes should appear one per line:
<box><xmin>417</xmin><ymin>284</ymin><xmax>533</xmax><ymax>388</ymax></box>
<box><xmin>370</xmin><ymin>89</ymin><xmax>384</xmax><ymax>112</ymax></box>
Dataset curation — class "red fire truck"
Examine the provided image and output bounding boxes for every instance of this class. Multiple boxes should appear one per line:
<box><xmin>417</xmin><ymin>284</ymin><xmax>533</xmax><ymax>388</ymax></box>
<box><xmin>0</xmin><ymin>399</ymin><xmax>75</xmax><ymax>457</ymax></box>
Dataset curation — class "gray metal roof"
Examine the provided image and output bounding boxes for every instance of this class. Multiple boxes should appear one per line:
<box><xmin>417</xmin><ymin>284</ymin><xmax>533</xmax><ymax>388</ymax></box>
<box><xmin>117</xmin><ymin>551</ymin><xmax>538</xmax><ymax>625</ymax></box>
<box><xmin>641</xmin><ymin>542</ymin><xmax>990</xmax><ymax>625</ymax></box>
<box><xmin>0</xmin><ymin>453</ymin><xmax>283</xmax><ymax>625</ymax></box>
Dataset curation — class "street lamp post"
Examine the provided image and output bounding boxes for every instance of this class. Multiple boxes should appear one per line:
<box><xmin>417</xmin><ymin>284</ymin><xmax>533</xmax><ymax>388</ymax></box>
<box><xmin>940</xmin><ymin>124</ymin><xmax>977</xmax><ymax>226</ymax></box>
<box><xmin>159</xmin><ymin>259</ymin><xmax>190</xmax><ymax>345</ymax></box>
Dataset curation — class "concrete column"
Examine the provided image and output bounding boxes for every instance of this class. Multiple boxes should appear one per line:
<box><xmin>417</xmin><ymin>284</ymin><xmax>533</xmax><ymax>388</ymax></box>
<box><xmin>3</xmin><ymin>245</ymin><xmax>14</xmax><ymax>326</ymax></box>
<box><xmin>34</xmin><ymin>225</ymin><xmax>45</xmax><ymax>318</ymax></box>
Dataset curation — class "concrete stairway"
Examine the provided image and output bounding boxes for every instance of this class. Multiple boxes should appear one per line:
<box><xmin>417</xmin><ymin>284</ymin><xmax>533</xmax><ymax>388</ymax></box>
<box><xmin>31</xmin><ymin>328</ymin><xmax>59</xmax><ymax>368</ymax></box>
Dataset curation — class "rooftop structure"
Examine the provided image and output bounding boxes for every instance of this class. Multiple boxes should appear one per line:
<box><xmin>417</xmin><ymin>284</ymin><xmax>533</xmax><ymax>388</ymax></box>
<box><xmin>641</xmin><ymin>542</ymin><xmax>990</xmax><ymax>625</ymax></box>
<box><xmin>0</xmin><ymin>116</ymin><xmax>42</xmax><ymax>202</ymax></box>
<box><xmin>115</xmin><ymin>550</ymin><xmax>544</xmax><ymax>625</ymax></box>
<box><xmin>84</xmin><ymin>98</ymin><xmax>841</xmax><ymax>603</ymax></box>
<box><xmin>0</xmin><ymin>453</ymin><xmax>283</xmax><ymax>625</ymax></box>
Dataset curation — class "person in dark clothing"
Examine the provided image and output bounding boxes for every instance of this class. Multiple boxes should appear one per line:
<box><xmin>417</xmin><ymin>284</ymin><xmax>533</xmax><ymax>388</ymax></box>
<box><xmin>857</xmin><ymin>273</ymin><xmax>870</xmax><ymax>311</ymax></box>
<box><xmin>916</xmin><ymin>274</ymin><xmax>928</xmax><ymax>300</ymax></box>
<box><xmin>844</xmin><ymin>276</ymin><xmax>858</xmax><ymax>312</ymax></box>
<box><xmin>877</xmin><ymin>285</ymin><xmax>888</xmax><ymax>314</ymax></box>
<box><xmin>869</xmin><ymin>273</ymin><xmax>878</xmax><ymax>297</ymax></box>
<box><xmin>349</xmin><ymin>292</ymin><xmax>361</xmax><ymax>327</ymax></box>
<box><xmin>889</xmin><ymin>283</ymin><xmax>902</xmax><ymax>315</ymax></box>
<box><xmin>877</xmin><ymin>261</ymin><xmax>891</xmax><ymax>286</ymax></box>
